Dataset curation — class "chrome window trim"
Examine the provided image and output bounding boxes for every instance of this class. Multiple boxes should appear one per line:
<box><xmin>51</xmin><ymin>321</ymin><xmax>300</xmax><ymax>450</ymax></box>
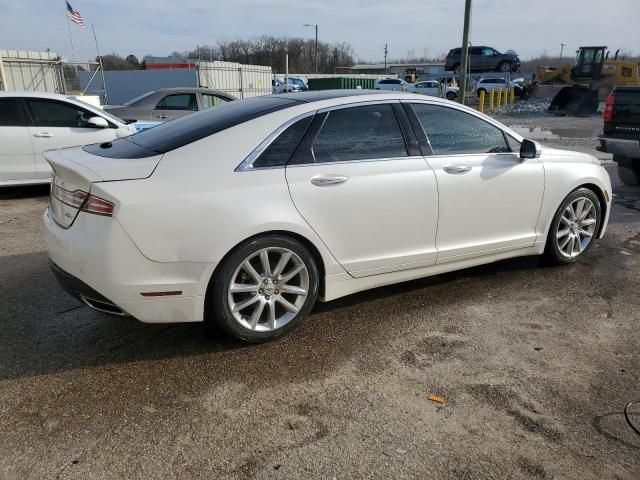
<box><xmin>235</xmin><ymin>111</ymin><xmax>316</xmax><ymax>172</ymax></box>
<box><xmin>286</xmin><ymin>155</ymin><xmax>425</xmax><ymax>169</ymax></box>
<box><xmin>236</xmin><ymin>100</ymin><xmax>404</xmax><ymax>171</ymax></box>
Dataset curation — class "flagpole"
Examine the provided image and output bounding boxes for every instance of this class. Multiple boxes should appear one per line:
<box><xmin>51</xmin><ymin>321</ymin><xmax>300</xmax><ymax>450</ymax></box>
<box><xmin>92</xmin><ymin>24</ymin><xmax>108</xmax><ymax>105</ymax></box>
<box><xmin>65</xmin><ymin>2</ymin><xmax>76</xmax><ymax>62</ymax></box>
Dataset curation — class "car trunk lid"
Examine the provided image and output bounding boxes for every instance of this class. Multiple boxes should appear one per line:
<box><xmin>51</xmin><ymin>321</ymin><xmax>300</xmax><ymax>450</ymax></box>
<box><xmin>45</xmin><ymin>146</ymin><xmax>163</xmax><ymax>228</ymax></box>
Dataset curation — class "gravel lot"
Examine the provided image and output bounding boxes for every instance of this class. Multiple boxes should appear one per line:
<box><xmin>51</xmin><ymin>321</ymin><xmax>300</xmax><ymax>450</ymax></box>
<box><xmin>1</xmin><ymin>113</ymin><xmax>639</xmax><ymax>479</ymax></box>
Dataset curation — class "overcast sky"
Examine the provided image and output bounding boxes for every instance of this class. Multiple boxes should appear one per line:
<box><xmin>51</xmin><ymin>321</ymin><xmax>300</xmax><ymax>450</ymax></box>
<box><xmin>2</xmin><ymin>0</ymin><xmax>639</xmax><ymax>63</ymax></box>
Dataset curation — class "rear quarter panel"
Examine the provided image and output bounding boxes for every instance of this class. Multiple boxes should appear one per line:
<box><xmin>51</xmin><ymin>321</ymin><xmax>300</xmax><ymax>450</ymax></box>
<box><xmin>98</xmin><ymin>106</ymin><xmax>345</xmax><ymax>276</ymax></box>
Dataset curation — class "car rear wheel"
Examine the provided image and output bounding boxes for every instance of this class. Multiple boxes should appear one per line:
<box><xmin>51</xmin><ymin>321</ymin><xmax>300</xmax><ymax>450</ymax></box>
<box><xmin>206</xmin><ymin>235</ymin><xmax>319</xmax><ymax>343</ymax></box>
<box><xmin>544</xmin><ymin>188</ymin><xmax>601</xmax><ymax>265</ymax></box>
<box><xmin>498</xmin><ymin>61</ymin><xmax>512</xmax><ymax>72</ymax></box>
<box><xmin>445</xmin><ymin>91</ymin><xmax>457</xmax><ymax>100</ymax></box>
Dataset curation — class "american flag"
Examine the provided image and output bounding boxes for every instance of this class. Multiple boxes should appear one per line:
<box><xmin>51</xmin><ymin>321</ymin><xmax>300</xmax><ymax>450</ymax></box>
<box><xmin>66</xmin><ymin>2</ymin><xmax>84</xmax><ymax>27</ymax></box>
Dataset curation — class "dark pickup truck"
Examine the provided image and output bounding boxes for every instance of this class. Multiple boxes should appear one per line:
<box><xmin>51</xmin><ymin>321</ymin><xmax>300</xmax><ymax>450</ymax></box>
<box><xmin>598</xmin><ymin>87</ymin><xmax>640</xmax><ymax>185</ymax></box>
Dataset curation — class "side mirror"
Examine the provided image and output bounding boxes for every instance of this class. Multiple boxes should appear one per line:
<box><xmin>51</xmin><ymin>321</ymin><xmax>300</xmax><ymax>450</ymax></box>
<box><xmin>520</xmin><ymin>139</ymin><xmax>541</xmax><ymax>159</ymax></box>
<box><xmin>87</xmin><ymin>116</ymin><xmax>109</xmax><ymax>128</ymax></box>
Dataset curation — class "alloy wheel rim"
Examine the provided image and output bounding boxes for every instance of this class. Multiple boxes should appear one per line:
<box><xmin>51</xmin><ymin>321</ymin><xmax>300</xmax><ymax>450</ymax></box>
<box><xmin>556</xmin><ymin>197</ymin><xmax>597</xmax><ymax>258</ymax></box>
<box><xmin>228</xmin><ymin>247</ymin><xmax>309</xmax><ymax>332</ymax></box>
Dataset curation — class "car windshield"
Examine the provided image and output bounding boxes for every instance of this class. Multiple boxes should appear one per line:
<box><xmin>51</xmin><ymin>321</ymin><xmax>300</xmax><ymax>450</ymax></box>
<box><xmin>86</xmin><ymin>95</ymin><xmax>299</xmax><ymax>158</ymax></box>
<box><xmin>71</xmin><ymin>97</ymin><xmax>128</xmax><ymax>125</ymax></box>
<box><xmin>123</xmin><ymin>91</ymin><xmax>156</xmax><ymax>106</ymax></box>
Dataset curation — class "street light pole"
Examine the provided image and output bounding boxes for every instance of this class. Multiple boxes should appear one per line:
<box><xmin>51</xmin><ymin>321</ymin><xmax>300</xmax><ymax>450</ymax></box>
<box><xmin>559</xmin><ymin>43</ymin><xmax>566</xmax><ymax>61</ymax></box>
<box><xmin>304</xmin><ymin>23</ymin><xmax>318</xmax><ymax>74</ymax></box>
<box><xmin>384</xmin><ymin>44</ymin><xmax>388</xmax><ymax>73</ymax></box>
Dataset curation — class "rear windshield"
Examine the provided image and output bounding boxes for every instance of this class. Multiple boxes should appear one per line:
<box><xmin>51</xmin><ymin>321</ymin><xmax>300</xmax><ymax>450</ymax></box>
<box><xmin>84</xmin><ymin>96</ymin><xmax>299</xmax><ymax>158</ymax></box>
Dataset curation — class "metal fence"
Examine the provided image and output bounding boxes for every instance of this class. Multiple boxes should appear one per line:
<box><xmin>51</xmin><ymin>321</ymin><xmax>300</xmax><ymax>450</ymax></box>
<box><xmin>197</xmin><ymin>61</ymin><xmax>272</xmax><ymax>98</ymax></box>
<box><xmin>0</xmin><ymin>50</ymin><xmax>65</xmax><ymax>92</ymax></box>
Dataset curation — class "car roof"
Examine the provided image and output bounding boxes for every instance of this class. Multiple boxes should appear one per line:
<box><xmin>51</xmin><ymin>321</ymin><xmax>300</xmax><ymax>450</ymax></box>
<box><xmin>270</xmin><ymin>89</ymin><xmax>431</xmax><ymax>104</ymax></box>
<box><xmin>146</xmin><ymin>87</ymin><xmax>236</xmax><ymax>97</ymax></box>
<box><xmin>0</xmin><ymin>91</ymin><xmax>84</xmax><ymax>100</ymax></box>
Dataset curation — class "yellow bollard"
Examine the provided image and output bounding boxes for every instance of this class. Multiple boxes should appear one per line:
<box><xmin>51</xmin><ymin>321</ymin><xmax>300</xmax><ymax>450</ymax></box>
<box><xmin>510</xmin><ymin>87</ymin><xmax>515</xmax><ymax>104</ymax></box>
<box><xmin>478</xmin><ymin>89</ymin><xmax>485</xmax><ymax>113</ymax></box>
<box><xmin>496</xmin><ymin>88</ymin><xmax>502</xmax><ymax>108</ymax></box>
<box><xmin>489</xmin><ymin>89</ymin><xmax>494</xmax><ymax>110</ymax></box>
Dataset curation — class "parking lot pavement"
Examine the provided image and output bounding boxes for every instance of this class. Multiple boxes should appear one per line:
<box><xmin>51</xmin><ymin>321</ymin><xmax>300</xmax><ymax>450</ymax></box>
<box><xmin>1</xmin><ymin>153</ymin><xmax>639</xmax><ymax>479</ymax></box>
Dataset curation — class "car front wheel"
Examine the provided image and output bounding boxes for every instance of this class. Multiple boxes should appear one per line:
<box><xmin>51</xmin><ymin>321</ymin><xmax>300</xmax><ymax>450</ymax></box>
<box><xmin>206</xmin><ymin>235</ymin><xmax>319</xmax><ymax>342</ymax></box>
<box><xmin>544</xmin><ymin>188</ymin><xmax>601</xmax><ymax>265</ymax></box>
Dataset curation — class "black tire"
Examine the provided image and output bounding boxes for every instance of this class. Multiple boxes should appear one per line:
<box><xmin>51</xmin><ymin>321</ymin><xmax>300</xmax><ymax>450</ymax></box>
<box><xmin>452</xmin><ymin>64</ymin><xmax>460</xmax><ymax>74</ymax></box>
<box><xmin>498</xmin><ymin>61</ymin><xmax>512</xmax><ymax>73</ymax></box>
<box><xmin>544</xmin><ymin>188</ymin><xmax>602</xmax><ymax>265</ymax></box>
<box><xmin>205</xmin><ymin>235</ymin><xmax>319</xmax><ymax>343</ymax></box>
<box><xmin>445</xmin><ymin>91</ymin><xmax>457</xmax><ymax>100</ymax></box>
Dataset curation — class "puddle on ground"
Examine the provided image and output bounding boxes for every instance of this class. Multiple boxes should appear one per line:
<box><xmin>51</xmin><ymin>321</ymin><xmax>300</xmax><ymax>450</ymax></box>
<box><xmin>509</xmin><ymin>125</ymin><xmax>595</xmax><ymax>140</ymax></box>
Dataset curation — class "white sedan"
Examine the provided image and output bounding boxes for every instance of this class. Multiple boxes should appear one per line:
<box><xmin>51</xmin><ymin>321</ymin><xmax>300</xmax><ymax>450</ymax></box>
<box><xmin>44</xmin><ymin>91</ymin><xmax>611</xmax><ymax>343</ymax></box>
<box><xmin>0</xmin><ymin>92</ymin><xmax>135</xmax><ymax>187</ymax></box>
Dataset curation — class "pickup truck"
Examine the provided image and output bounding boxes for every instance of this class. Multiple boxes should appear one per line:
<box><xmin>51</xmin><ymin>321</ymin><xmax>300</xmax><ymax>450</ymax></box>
<box><xmin>598</xmin><ymin>87</ymin><xmax>640</xmax><ymax>185</ymax></box>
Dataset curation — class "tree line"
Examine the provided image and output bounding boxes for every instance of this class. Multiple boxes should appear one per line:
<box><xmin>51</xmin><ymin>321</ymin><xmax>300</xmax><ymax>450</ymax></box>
<box><xmin>97</xmin><ymin>36</ymin><xmax>355</xmax><ymax>74</ymax></box>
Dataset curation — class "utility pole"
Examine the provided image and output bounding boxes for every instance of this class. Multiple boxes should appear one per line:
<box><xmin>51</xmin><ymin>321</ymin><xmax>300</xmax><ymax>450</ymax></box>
<box><xmin>559</xmin><ymin>43</ymin><xmax>566</xmax><ymax>61</ymax></box>
<box><xmin>303</xmin><ymin>24</ymin><xmax>319</xmax><ymax>74</ymax></box>
<box><xmin>458</xmin><ymin>0</ymin><xmax>472</xmax><ymax>104</ymax></box>
<box><xmin>384</xmin><ymin>44</ymin><xmax>388</xmax><ymax>73</ymax></box>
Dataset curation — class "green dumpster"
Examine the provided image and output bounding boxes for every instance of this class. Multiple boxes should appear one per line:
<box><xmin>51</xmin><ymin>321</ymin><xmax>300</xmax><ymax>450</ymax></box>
<box><xmin>308</xmin><ymin>77</ymin><xmax>376</xmax><ymax>91</ymax></box>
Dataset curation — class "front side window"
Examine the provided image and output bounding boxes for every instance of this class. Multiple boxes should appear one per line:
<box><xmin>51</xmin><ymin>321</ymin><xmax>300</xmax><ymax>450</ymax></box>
<box><xmin>311</xmin><ymin>104</ymin><xmax>407</xmax><ymax>163</ymax></box>
<box><xmin>202</xmin><ymin>94</ymin><xmax>231</xmax><ymax>109</ymax></box>
<box><xmin>482</xmin><ymin>48</ymin><xmax>495</xmax><ymax>56</ymax></box>
<box><xmin>26</xmin><ymin>99</ymin><xmax>94</xmax><ymax>128</ymax></box>
<box><xmin>411</xmin><ymin>104</ymin><xmax>509</xmax><ymax>155</ymax></box>
<box><xmin>0</xmin><ymin>98</ymin><xmax>27</xmax><ymax>126</ymax></box>
<box><xmin>156</xmin><ymin>93</ymin><xmax>197</xmax><ymax>111</ymax></box>
<box><xmin>252</xmin><ymin>116</ymin><xmax>313</xmax><ymax>168</ymax></box>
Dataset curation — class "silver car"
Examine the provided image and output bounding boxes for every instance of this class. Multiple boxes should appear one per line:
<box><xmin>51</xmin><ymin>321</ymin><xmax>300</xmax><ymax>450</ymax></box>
<box><xmin>104</xmin><ymin>88</ymin><xmax>236</xmax><ymax>122</ymax></box>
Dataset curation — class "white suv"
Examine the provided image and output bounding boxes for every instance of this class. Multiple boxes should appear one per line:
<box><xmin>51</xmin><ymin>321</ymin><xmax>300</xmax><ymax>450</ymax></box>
<box><xmin>0</xmin><ymin>92</ymin><xmax>135</xmax><ymax>187</ymax></box>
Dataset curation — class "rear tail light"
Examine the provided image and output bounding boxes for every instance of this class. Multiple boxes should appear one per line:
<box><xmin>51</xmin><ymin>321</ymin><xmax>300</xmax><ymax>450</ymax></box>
<box><xmin>82</xmin><ymin>195</ymin><xmax>115</xmax><ymax>216</ymax></box>
<box><xmin>50</xmin><ymin>183</ymin><xmax>114</xmax><ymax>216</ymax></box>
<box><xmin>51</xmin><ymin>183</ymin><xmax>87</xmax><ymax>208</ymax></box>
<box><xmin>603</xmin><ymin>93</ymin><xmax>615</xmax><ymax>123</ymax></box>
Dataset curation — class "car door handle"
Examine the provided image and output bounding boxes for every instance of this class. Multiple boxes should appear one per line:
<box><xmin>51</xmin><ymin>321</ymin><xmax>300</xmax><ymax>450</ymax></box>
<box><xmin>33</xmin><ymin>132</ymin><xmax>53</xmax><ymax>138</ymax></box>
<box><xmin>310</xmin><ymin>174</ymin><xmax>349</xmax><ymax>187</ymax></box>
<box><xmin>156</xmin><ymin>114</ymin><xmax>169</xmax><ymax>119</ymax></box>
<box><xmin>443</xmin><ymin>165</ymin><xmax>472</xmax><ymax>175</ymax></box>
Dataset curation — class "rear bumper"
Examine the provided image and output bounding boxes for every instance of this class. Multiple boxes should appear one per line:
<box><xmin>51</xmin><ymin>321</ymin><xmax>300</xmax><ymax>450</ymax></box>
<box><xmin>597</xmin><ymin>135</ymin><xmax>640</xmax><ymax>158</ymax></box>
<box><xmin>50</xmin><ymin>261</ymin><xmax>128</xmax><ymax>316</ymax></box>
<box><xmin>44</xmin><ymin>208</ymin><xmax>215</xmax><ymax>323</ymax></box>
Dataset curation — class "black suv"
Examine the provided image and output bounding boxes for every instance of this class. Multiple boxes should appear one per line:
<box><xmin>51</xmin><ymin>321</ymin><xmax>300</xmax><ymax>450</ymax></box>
<box><xmin>445</xmin><ymin>46</ymin><xmax>520</xmax><ymax>73</ymax></box>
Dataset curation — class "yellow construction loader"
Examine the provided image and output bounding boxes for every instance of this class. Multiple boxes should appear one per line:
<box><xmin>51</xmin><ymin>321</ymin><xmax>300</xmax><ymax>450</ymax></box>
<box><xmin>536</xmin><ymin>46</ymin><xmax>640</xmax><ymax>116</ymax></box>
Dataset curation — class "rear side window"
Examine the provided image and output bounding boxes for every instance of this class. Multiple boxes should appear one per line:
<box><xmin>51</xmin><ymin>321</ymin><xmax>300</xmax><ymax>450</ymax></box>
<box><xmin>310</xmin><ymin>104</ymin><xmax>407</xmax><ymax>163</ymax></box>
<box><xmin>411</xmin><ymin>104</ymin><xmax>509</xmax><ymax>155</ymax></box>
<box><xmin>26</xmin><ymin>98</ymin><xmax>94</xmax><ymax>128</ymax></box>
<box><xmin>202</xmin><ymin>94</ymin><xmax>231</xmax><ymax>109</ymax></box>
<box><xmin>253</xmin><ymin>116</ymin><xmax>313</xmax><ymax>168</ymax></box>
<box><xmin>0</xmin><ymin>98</ymin><xmax>27</xmax><ymax>126</ymax></box>
<box><xmin>155</xmin><ymin>93</ymin><xmax>197</xmax><ymax>111</ymax></box>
